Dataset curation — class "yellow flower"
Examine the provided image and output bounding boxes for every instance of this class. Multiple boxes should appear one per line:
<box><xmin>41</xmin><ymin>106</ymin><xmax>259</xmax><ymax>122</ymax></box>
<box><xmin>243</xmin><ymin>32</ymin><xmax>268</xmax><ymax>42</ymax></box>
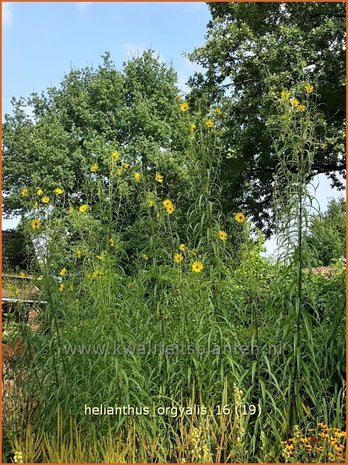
<box><xmin>123</xmin><ymin>162</ymin><xmax>129</xmax><ymax>169</ymax></box>
<box><xmin>192</xmin><ymin>260</ymin><xmax>204</xmax><ymax>273</ymax></box>
<box><xmin>54</xmin><ymin>187</ymin><xmax>64</xmax><ymax>195</ymax></box>
<box><xmin>178</xmin><ymin>243</ymin><xmax>186</xmax><ymax>252</ymax></box>
<box><xmin>20</xmin><ymin>188</ymin><xmax>29</xmax><ymax>197</ymax></box>
<box><xmin>205</xmin><ymin>119</ymin><xmax>214</xmax><ymax>128</ymax></box>
<box><xmin>111</xmin><ymin>151</ymin><xmax>120</xmax><ymax>161</ymax></box>
<box><xmin>289</xmin><ymin>98</ymin><xmax>300</xmax><ymax>108</ymax></box>
<box><xmin>175</xmin><ymin>95</ymin><xmax>182</xmax><ymax>102</ymax></box>
<box><xmin>109</xmin><ymin>238</ymin><xmax>115</xmax><ymax>247</ymax></box>
<box><xmin>218</xmin><ymin>230</ymin><xmax>228</xmax><ymax>241</ymax></box>
<box><xmin>91</xmin><ymin>270</ymin><xmax>104</xmax><ymax>279</ymax></box>
<box><xmin>75</xmin><ymin>249</ymin><xmax>82</xmax><ymax>259</ymax></box>
<box><xmin>173</xmin><ymin>253</ymin><xmax>184</xmax><ymax>264</ymax></box>
<box><xmin>13</xmin><ymin>451</ymin><xmax>24</xmax><ymax>463</ymax></box>
<box><xmin>134</xmin><ymin>172</ymin><xmax>142</xmax><ymax>183</ymax></box>
<box><xmin>59</xmin><ymin>283</ymin><xmax>65</xmax><ymax>293</ymax></box>
<box><xmin>155</xmin><ymin>172</ymin><xmax>164</xmax><ymax>183</ymax></box>
<box><xmin>19</xmin><ymin>271</ymin><xmax>26</xmax><ymax>279</ymax></box>
<box><xmin>297</xmin><ymin>104</ymin><xmax>306</xmax><ymax>112</ymax></box>
<box><xmin>180</xmin><ymin>102</ymin><xmax>189</xmax><ymax>112</ymax></box>
<box><xmin>116</xmin><ymin>167</ymin><xmax>123</xmax><ymax>176</ymax></box>
<box><xmin>281</xmin><ymin>89</ymin><xmax>291</xmax><ymax>101</ymax></box>
<box><xmin>235</xmin><ymin>212</ymin><xmax>246</xmax><ymax>223</ymax></box>
<box><xmin>163</xmin><ymin>199</ymin><xmax>175</xmax><ymax>214</ymax></box>
<box><xmin>41</xmin><ymin>196</ymin><xmax>50</xmax><ymax>204</ymax></box>
<box><xmin>59</xmin><ymin>267</ymin><xmax>68</xmax><ymax>277</ymax></box>
<box><xmin>32</xmin><ymin>201</ymin><xmax>38</xmax><ymax>209</ymax></box>
<box><xmin>79</xmin><ymin>204</ymin><xmax>90</xmax><ymax>213</ymax></box>
<box><xmin>215</xmin><ymin>107</ymin><xmax>223</xmax><ymax>115</ymax></box>
<box><xmin>68</xmin><ymin>206</ymin><xmax>74</xmax><ymax>214</ymax></box>
<box><xmin>190</xmin><ymin>123</ymin><xmax>197</xmax><ymax>131</ymax></box>
<box><xmin>305</xmin><ymin>83</ymin><xmax>314</xmax><ymax>94</ymax></box>
<box><xmin>36</xmin><ymin>188</ymin><xmax>44</xmax><ymax>196</ymax></box>
<box><xmin>31</xmin><ymin>219</ymin><xmax>41</xmax><ymax>230</ymax></box>
<box><xmin>90</xmin><ymin>163</ymin><xmax>99</xmax><ymax>173</ymax></box>
<box><xmin>142</xmin><ymin>254</ymin><xmax>149</xmax><ymax>261</ymax></box>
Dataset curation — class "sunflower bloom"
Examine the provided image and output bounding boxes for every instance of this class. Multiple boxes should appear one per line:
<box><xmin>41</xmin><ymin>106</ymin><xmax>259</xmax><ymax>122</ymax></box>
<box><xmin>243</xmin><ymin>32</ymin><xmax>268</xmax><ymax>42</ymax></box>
<box><xmin>134</xmin><ymin>172</ymin><xmax>142</xmax><ymax>183</ymax></box>
<box><xmin>178</xmin><ymin>243</ymin><xmax>186</xmax><ymax>252</ymax></box>
<box><xmin>235</xmin><ymin>212</ymin><xmax>246</xmax><ymax>223</ymax></box>
<box><xmin>173</xmin><ymin>253</ymin><xmax>184</xmax><ymax>264</ymax></box>
<box><xmin>163</xmin><ymin>199</ymin><xmax>175</xmax><ymax>214</ymax></box>
<box><xmin>111</xmin><ymin>151</ymin><xmax>120</xmax><ymax>162</ymax></box>
<box><xmin>41</xmin><ymin>196</ymin><xmax>50</xmax><ymax>204</ymax></box>
<box><xmin>90</xmin><ymin>163</ymin><xmax>99</xmax><ymax>173</ymax></box>
<box><xmin>31</xmin><ymin>219</ymin><xmax>42</xmax><ymax>230</ymax></box>
<box><xmin>32</xmin><ymin>201</ymin><xmax>38</xmax><ymax>209</ymax></box>
<box><xmin>215</xmin><ymin>107</ymin><xmax>223</xmax><ymax>115</ymax></box>
<box><xmin>289</xmin><ymin>98</ymin><xmax>300</xmax><ymax>108</ymax></box>
<box><xmin>297</xmin><ymin>104</ymin><xmax>306</xmax><ymax>112</ymax></box>
<box><xmin>190</xmin><ymin>123</ymin><xmax>196</xmax><ymax>132</ymax></box>
<box><xmin>36</xmin><ymin>188</ymin><xmax>44</xmax><ymax>196</ymax></box>
<box><xmin>155</xmin><ymin>172</ymin><xmax>164</xmax><ymax>183</ymax></box>
<box><xmin>180</xmin><ymin>102</ymin><xmax>189</xmax><ymax>112</ymax></box>
<box><xmin>116</xmin><ymin>167</ymin><xmax>123</xmax><ymax>176</ymax></box>
<box><xmin>59</xmin><ymin>267</ymin><xmax>68</xmax><ymax>277</ymax></box>
<box><xmin>192</xmin><ymin>260</ymin><xmax>204</xmax><ymax>273</ymax></box>
<box><xmin>75</xmin><ymin>249</ymin><xmax>82</xmax><ymax>259</ymax></box>
<box><xmin>59</xmin><ymin>283</ymin><xmax>65</xmax><ymax>293</ymax></box>
<box><xmin>305</xmin><ymin>84</ymin><xmax>314</xmax><ymax>94</ymax></box>
<box><xmin>91</xmin><ymin>270</ymin><xmax>104</xmax><ymax>279</ymax></box>
<box><xmin>175</xmin><ymin>96</ymin><xmax>182</xmax><ymax>102</ymax></box>
<box><xmin>20</xmin><ymin>188</ymin><xmax>29</xmax><ymax>198</ymax></box>
<box><xmin>79</xmin><ymin>204</ymin><xmax>90</xmax><ymax>213</ymax></box>
<box><xmin>205</xmin><ymin>119</ymin><xmax>214</xmax><ymax>128</ymax></box>
<box><xmin>218</xmin><ymin>230</ymin><xmax>228</xmax><ymax>241</ymax></box>
<box><xmin>123</xmin><ymin>162</ymin><xmax>129</xmax><ymax>169</ymax></box>
<box><xmin>54</xmin><ymin>187</ymin><xmax>64</xmax><ymax>195</ymax></box>
<box><xmin>281</xmin><ymin>89</ymin><xmax>291</xmax><ymax>101</ymax></box>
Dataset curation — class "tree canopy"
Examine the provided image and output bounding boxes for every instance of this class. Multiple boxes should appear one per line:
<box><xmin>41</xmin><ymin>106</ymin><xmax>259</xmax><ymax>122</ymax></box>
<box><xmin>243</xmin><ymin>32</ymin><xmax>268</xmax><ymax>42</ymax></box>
<box><xmin>187</xmin><ymin>2</ymin><xmax>345</xmax><ymax>235</ymax></box>
<box><xmin>3</xmin><ymin>51</ymin><xmax>193</xmax><ymax>217</ymax></box>
<box><xmin>306</xmin><ymin>198</ymin><xmax>346</xmax><ymax>266</ymax></box>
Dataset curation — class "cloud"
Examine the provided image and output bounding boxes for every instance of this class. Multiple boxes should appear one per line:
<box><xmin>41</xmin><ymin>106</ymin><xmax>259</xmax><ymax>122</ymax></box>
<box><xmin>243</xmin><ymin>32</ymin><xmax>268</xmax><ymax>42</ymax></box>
<box><xmin>3</xmin><ymin>3</ymin><xmax>13</xmax><ymax>27</ymax></box>
<box><xmin>76</xmin><ymin>2</ymin><xmax>91</xmax><ymax>13</ymax></box>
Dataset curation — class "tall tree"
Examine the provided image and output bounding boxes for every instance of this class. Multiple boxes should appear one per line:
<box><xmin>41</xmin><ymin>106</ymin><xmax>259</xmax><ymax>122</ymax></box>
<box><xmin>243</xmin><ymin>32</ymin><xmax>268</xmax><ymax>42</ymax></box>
<box><xmin>2</xmin><ymin>51</ymin><xmax>192</xmax><ymax>217</ymax></box>
<box><xmin>306</xmin><ymin>198</ymin><xmax>346</xmax><ymax>266</ymax></box>
<box><xmin>187</xmin><ymin>2</ymin><xmax>346</xmax><ymax>235</ymax></box>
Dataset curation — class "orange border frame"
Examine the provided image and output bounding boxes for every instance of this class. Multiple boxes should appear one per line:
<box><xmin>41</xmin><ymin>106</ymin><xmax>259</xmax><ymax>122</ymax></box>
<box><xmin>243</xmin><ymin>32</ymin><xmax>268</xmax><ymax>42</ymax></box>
<box><xmin>0</xmin><ymin>1</ymin><xmax>346</xmax><ymax>464</ymax></box>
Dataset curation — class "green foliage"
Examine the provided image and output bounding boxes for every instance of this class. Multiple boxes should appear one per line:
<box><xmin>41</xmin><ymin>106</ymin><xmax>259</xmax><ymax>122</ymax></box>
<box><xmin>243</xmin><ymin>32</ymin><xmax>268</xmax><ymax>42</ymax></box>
<box><xmin>305</xmin><ymin>198</ymin><xmax>346</xmax><ymax>266</ymax></box>
<box><xmin>187</xmin><ymin>2</ymin><xmax>345</xmax><ymax>234</ymax></box>
<box><xmin>3</xmin><ymin>51</ymin><xmax>193</xmax><ymax>218</ymax></box>
<box><xmin>3</xmin><ymin>12</ymin><xmax>346</xmax><ymax>463</ymax></box>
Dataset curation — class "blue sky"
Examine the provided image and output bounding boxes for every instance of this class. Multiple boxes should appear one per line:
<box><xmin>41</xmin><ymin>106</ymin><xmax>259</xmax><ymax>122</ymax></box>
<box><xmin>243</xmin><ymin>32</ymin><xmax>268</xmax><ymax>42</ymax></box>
<box><xmin>2</xmin><ymin>2</ymin><xmax>344</xmax><ymax>253</ymax></box>
<box><xmin>3</xmin><ymin>2</ymin><xmax>210</xmax><ymax>115</ymax></box>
